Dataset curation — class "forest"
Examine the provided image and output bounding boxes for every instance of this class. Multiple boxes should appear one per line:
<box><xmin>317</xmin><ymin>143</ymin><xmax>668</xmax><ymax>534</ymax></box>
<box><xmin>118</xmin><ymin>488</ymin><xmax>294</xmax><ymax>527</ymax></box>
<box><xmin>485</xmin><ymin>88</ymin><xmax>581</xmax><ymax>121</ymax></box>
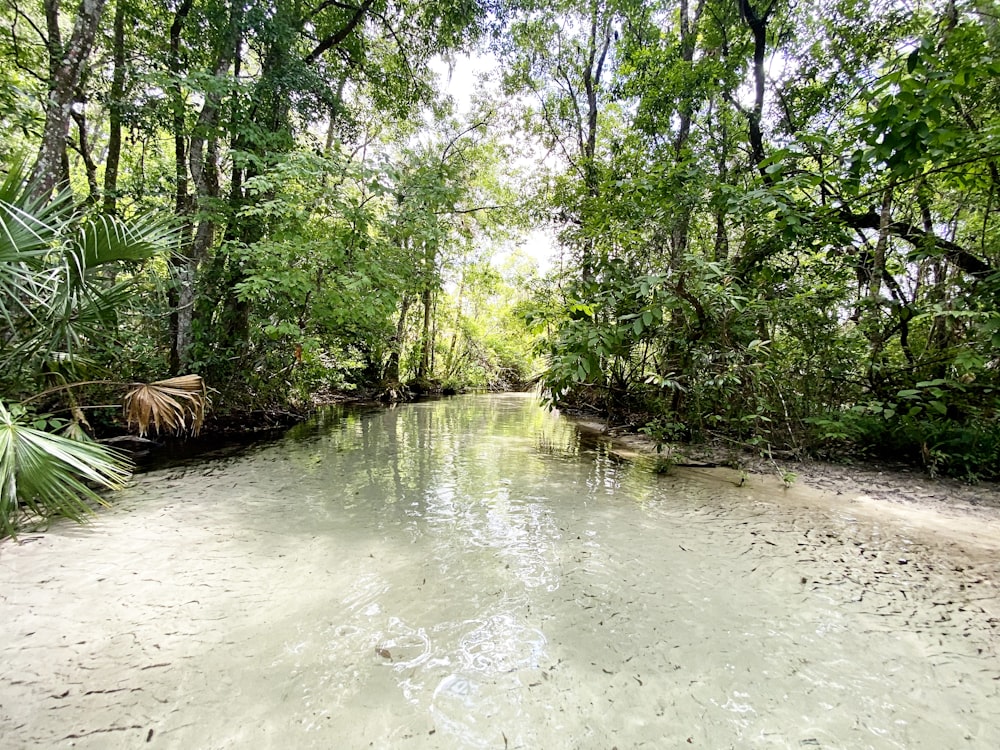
<box><xmin>1</xmin><ymin>0</ymin><xmax>998</xmax><ymax>533</ymax></box>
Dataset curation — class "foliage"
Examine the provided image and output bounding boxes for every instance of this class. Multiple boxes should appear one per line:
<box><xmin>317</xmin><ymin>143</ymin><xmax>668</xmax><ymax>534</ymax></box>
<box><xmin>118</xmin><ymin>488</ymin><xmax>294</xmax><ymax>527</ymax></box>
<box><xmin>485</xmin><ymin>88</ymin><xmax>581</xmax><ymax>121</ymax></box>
<box><xmin>0</xmin><ymin>400</ymin><xmax>132</xmax><ymax>537</ymax></box>
<box><xmin>3</xmin><ymin>0</ymin><xmax>999</xmax><ymax>485</ymax></box>
<box><xmin>507</xmin><ymin>0</ymin><xmax>1000</xmax><ymax>480</ymax></box>
<box><xmin>0</xmin><ymin>157</ymin><xmax>178</xmax><ymax>387</ymax></box>
<box><xmin>0</xmin><ymin>153</ymin><xmax>204</xmax><ymax>536</ymax></box>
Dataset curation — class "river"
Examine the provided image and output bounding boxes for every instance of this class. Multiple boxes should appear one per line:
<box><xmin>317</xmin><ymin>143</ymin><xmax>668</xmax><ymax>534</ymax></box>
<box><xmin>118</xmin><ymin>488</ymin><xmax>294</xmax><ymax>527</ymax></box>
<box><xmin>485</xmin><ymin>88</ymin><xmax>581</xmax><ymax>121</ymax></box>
<box><xmin>1</xmin><ymin>393</ymin><xmax>997</xmax><ymax>748</ymax></box>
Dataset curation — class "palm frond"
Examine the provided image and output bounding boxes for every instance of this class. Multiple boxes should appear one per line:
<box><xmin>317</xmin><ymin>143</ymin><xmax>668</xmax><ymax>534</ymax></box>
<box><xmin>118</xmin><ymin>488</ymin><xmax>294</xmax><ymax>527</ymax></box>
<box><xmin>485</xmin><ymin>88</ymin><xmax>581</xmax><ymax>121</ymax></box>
<box><xmin>123</xmin><ymin>375</ymin><xmax>210</xmax><ymax>437</ymax></box>
<box><xmin>0</xmin><ymin>400</ymin><xmax>132</xmax><ymax>537</ymax></box>
<box><xmin>0</xmin><ymin>160</ymin><xmax>60</xmax><ymax>329</ymax></box>
<box><xmin>0</xmin><ymin>161</ymin><xmax>76</xmax><ymax>350</ymax></box>
<box><xmin>70</xmin><ymin>212</ymin><xmax>182</xmax><ymax>272</ymax></box>
<box><xmin>0</xmin><ymin>157</ymin><xmax>74</xmax><ymax>262</ymax></box>
<box><xmin>15</xmin><ymin>274</ymin><xmax>137</xmax><ymax>373</ymax></box>
<box><xmin>2</xmin><ymin>154</ymin><xmax>181</xmax><ymax>372</ymax></box>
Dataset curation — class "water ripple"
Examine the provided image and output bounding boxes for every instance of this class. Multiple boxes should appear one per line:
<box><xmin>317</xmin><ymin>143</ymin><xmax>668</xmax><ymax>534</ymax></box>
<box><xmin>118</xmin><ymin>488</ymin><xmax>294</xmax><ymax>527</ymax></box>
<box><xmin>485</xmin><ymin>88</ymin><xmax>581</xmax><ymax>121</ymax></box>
<box><xmin>1</xmin><ymin>394</ymin><xmax>997</xmax><ymax>750</ymax></box>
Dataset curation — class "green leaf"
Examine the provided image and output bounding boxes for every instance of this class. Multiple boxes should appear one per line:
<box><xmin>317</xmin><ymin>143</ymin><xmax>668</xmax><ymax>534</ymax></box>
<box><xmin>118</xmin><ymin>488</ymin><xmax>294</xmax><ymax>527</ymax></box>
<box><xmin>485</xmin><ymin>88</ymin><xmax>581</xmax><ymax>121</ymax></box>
<box><xmin>928</xmin><ymin>400</ymin><xmax>947</xmax><ymax>415</ymax></box>
<box><xmin>1</xmin><ymin>400</ymin><xmax>132</xmax><ymax>537</ymax></box>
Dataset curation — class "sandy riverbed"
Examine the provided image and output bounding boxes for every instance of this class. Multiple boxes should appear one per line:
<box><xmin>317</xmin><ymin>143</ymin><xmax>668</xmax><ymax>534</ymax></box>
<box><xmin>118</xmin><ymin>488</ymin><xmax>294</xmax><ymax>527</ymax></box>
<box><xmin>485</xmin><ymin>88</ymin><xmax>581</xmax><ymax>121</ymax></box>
<box><xmin>573</xmin><ymin>417</ymin><xmax>1000</xmax><ymax>650</ymax></box>
<box><xmin>574</xmin><ymin>417</ymin><xmax>1000</xmax><ymax>558</ymax></box>
<box><xmin>2</xmin><ymin>398</ymin><xmax>998</xmax><ymax>749</ymax></box>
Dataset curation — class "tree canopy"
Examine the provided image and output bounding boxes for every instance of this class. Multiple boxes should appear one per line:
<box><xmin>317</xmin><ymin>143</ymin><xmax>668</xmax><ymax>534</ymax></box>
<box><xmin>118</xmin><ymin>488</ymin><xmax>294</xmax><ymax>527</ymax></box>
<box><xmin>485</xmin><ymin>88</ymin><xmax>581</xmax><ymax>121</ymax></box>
<box><xmin>501</xmin><ymin>0</ymin><xmax>1000</xmax><ymax>479</ymax></box>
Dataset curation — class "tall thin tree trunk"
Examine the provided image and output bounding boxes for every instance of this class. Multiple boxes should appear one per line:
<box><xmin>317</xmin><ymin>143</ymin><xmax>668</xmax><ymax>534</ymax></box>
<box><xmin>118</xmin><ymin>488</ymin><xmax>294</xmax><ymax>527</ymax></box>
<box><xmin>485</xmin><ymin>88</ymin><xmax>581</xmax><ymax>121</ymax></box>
<box><xmin>173</xmin><ymin>7</ymin><xmax>239</xmax><ymax>372</ymax></box>
<box><xmin>668</xmin><ymin>0</ymin><xmax>706</xmax><ymax>267</ymax></box>
<box><xmin>713</xmin><ymin>104</ymin><xmax>730</xmax><ymax>262</ymax></box>
<box><xmin>169</xmin><ymin>0</ymin><xmax>193</xmax><ymax>218</ymax></box>
<box><xmin>429</xmin><ymin>294</ymin><xmax>438</xmax><ymax>375</ymax></box>
<box><xmin>579</xmin><ymin>2</ymin><xmax>612</xmax><ymax>282</ymax></box>
<box><xmin>418</xmin><ymin>284</ymin><xmax>433</xmax><ymax>381</ymax></box>
<box><xmin>31</xmin><ymin>0</ymin><xmax>109</xmax><ymax>200</ymax></box>
<box><xmin>70</xmin><ymin>91</ymin><xmax>99</xmax><ymax>203</ymax></box>
<box><xmin>167</xmin><ymin>0</ymin><xmax>194</xmax><ymax>373</ymax></box>
<box><xmin>738</xmin><ymin>0</ymin><xmax>772</xmax><ymax>174</ymax></box>
<box><xmin>444</xmin><ymin>270</ymin><xmax>465</xmax><ymax>378</ymax></box>
<box><xmin>384</xmin><ymin>293</ymin><xmax>412</xmax><ymax>383</ymax></box>
<box><xmin>102</xmin><ymin>0</ymin><xmax>126</xmax><ymax>215</ymax></box>
<box><xmin>869</xmin><ymin>182</ymin><xmax>895</xmax><ymax>302</ymax></box>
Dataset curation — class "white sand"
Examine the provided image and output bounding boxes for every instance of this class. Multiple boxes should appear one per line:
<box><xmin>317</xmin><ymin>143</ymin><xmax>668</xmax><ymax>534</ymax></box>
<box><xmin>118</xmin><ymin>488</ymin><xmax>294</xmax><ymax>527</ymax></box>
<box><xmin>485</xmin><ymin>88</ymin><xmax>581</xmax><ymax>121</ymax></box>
<box><xmin>2</xmin><ymin>395</ymin><xmax>998</xmax><ymax>749</ymax></box>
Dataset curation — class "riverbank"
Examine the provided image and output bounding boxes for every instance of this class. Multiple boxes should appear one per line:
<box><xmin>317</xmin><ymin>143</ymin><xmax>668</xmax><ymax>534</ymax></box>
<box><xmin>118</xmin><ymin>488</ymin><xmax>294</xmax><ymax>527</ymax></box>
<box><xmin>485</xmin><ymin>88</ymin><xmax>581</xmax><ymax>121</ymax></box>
<box><xmin>107</xmin><ymin>386</ymin><xmax>495</xmax><ymax>464</ymax></box>
<box><xmin>570</xmin><ymin>416</ymin><xmax>1000</xmax><ymax>559</ymax></box>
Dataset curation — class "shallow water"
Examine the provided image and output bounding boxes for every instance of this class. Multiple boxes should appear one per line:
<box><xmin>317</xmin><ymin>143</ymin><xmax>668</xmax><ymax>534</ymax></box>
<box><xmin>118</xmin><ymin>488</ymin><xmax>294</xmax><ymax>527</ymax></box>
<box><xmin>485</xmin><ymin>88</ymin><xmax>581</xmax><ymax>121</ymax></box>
<box><xmin>1</xmin><ymin>394</ymin><xmax>998</xmax><ymax>749</ymax></box>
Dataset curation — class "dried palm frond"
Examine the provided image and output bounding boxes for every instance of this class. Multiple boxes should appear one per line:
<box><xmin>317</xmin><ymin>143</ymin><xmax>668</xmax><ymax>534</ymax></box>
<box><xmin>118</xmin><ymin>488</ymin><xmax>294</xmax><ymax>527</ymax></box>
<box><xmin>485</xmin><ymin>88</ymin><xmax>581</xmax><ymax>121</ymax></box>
<box><xmin>123</xmin><ymin>374</ymin><xmax>209</xmax><ymax>437</ymax></box>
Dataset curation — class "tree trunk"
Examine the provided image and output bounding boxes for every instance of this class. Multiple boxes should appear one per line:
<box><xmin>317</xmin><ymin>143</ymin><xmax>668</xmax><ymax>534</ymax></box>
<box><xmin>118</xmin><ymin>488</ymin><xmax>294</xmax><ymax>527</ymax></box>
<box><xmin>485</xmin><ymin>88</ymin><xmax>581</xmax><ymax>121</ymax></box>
<box><xmin>579</xmin><ymin>3</ymin><xmax>613</xmax><ymax>281</ymax></box>
<box><xmin>176</xmin><ymin>17</ymin><xmax>238</xmax><ymax>372</ymax></box>
<box><xmin>668</xmin><ymin>0</ymin><xmax>706</xmax><ymax>267</ymax></box>
<box><xmin>167</xmin><ymin>0</ymin><xmax>194</xmax><ymax>373</ymax></box>
<box><xmin>31</xmin><ymin>0</ymin><xmax>108</xmax><ymax>200</ymax></box>
<box><xmin>417</xmin><ymin>284</ymin><xmax>433</xmax><ymax>381</ymax></box>
<box><xmin>868</xmin><ymin>182</ymin><xmax>895</xmax><ymax>302</ymax></box>
<box><xmin>167</xmin><ymin>1</ymin><xmax>241</xmax><ymax>373</ymax></box>
<box><xmin>70</xmin><ymin>96</ymin><xmax>99</xmax><ymax>203</ymax></box>
<box><xmin>430</xmin><ymin>293</ymin><xmax>438</xmax><ymax>375</ymax></box>
<box><xmin>102</xmin><ymin>0</ymin><xmax>126</xmax><ymax>215</ymax></box>
<box><xmin>444</xmin><ymin>270</ymin><xmax>465</xmax><ymax>378</ymax></box>
<box><xmin>384</xmin><ymin>293</ymin><xmax>412</xmax><ymax>382</ymax></box>
<box><xmin>738</xmin><ymin>0</ymin><xmax>771</xmax><ymax>175</ymax></box>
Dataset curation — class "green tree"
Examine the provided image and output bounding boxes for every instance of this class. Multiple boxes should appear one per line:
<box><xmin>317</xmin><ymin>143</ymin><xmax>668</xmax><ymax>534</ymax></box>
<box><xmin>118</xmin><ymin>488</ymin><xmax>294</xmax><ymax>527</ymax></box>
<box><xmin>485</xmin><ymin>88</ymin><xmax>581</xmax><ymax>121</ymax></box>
<box><xmin>515</xmin><ymin>0</ymin><xmax>1000</xmax><ymax>477</ymax></box>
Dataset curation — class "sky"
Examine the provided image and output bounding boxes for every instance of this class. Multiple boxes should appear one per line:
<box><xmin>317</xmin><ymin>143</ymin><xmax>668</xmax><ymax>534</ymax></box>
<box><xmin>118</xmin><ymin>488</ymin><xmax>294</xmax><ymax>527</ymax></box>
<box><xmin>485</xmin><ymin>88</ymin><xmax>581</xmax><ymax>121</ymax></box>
<box><xmin>430</xmin><ymin>54</ymin><xmax>558</xmax><ymax>276</ymax></box>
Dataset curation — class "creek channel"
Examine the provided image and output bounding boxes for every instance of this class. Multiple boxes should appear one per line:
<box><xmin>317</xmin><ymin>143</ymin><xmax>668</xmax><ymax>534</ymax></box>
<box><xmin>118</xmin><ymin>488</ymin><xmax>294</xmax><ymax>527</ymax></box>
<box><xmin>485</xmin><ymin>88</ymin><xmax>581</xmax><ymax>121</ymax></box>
<box><xmin>1</xmin><ymin>393</ymin><xmax>998</xmax><ymax>749</ymax></box>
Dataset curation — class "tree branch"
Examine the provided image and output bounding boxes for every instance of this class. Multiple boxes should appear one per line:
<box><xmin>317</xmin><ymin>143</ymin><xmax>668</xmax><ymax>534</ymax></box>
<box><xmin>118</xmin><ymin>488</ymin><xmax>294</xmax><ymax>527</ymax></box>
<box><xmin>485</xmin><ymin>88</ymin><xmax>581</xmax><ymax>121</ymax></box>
<box><xmin>304</xmin><ymin>0</ymin><xmax>373</xmax><ymax>64</ymax></box>
<box><xmin>839</xmin><ymin>208</ymin><xmax>993</xmax><ymax>279</ymax></box>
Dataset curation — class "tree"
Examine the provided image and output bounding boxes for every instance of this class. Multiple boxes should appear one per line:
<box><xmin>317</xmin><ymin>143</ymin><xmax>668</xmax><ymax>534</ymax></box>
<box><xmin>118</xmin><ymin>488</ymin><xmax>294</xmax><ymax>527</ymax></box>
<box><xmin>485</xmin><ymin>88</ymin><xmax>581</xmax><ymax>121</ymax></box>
<box><xmin>516</xmin><ymin>0</ymin><xmax>1000</xmax><ymax>477</ymax></box>
<box><xmin>30</xmin><ymin>0</ymin><xmax>108</xmax><ymax>200</ymax></box>
<box><xmin>499</xmin><ymin>0</ymin><xmax>623</xmax><ymax>279</ymax></box>
<box><xmin>192</xmin><ymin>0</ymin><xmax>486</xmax><ymax>381</ymax></box>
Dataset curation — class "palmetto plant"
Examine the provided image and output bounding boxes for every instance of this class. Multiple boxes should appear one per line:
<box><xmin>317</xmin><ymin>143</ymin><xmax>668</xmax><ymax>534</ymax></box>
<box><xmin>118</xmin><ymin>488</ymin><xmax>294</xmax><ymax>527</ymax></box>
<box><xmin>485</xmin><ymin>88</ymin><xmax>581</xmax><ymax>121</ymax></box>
<box><xmin>0</xmin><ymin>158</ymin><xmax>206</xmax><ymax>536</ymax></box>
<box><xmin>1</xmin><ymin>158</ymin><xmax>177</xmax><ymax>377</ymax></box>
<box><xmin>0</xmin><ymin>400</ymin><xmax>132</xmax><ymax>537</ymax></box>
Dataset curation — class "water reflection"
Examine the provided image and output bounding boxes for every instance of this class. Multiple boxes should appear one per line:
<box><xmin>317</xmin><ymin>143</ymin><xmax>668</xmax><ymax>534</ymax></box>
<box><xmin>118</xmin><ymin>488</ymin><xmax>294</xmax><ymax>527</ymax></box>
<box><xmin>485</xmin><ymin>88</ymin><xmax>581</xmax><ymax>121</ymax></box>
<box><xmin>1</xmin><ymin>394</ymin><xmax>998</xmax><ymax>750</ymax></box>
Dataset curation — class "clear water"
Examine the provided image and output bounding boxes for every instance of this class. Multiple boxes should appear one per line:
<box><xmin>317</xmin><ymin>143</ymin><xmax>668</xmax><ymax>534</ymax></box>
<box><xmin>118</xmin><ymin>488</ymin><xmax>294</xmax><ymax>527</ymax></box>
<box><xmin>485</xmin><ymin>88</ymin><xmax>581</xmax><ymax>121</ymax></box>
<box><xmin>1</xmin><ymin>394</ymin><xmax>997</xmax><ymax>749</ymax></box>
